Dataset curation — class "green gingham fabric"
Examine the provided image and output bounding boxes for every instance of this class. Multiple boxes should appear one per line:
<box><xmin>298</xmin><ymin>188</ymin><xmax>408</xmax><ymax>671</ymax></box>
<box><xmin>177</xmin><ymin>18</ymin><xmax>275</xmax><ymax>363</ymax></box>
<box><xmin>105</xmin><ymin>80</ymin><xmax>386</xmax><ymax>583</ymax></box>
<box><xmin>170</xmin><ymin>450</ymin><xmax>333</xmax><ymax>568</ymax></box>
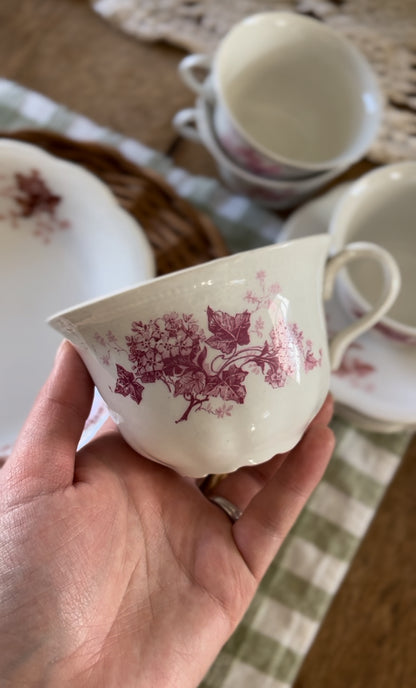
<box><xmin>0</xmin><ymin>78</ymin><xmax>411</xmax><ymax>688</ymax></box>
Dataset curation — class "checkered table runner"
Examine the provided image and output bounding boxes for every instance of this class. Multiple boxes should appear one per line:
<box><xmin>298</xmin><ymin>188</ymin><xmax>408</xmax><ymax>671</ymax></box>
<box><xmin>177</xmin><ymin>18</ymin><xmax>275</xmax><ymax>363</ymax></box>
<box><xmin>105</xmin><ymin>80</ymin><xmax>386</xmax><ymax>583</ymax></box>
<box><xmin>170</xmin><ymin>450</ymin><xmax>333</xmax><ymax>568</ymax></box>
<box><xmin>0</xmin><ymin>78</ymin><xmax>411</xmax><ymax>688</ymax></box>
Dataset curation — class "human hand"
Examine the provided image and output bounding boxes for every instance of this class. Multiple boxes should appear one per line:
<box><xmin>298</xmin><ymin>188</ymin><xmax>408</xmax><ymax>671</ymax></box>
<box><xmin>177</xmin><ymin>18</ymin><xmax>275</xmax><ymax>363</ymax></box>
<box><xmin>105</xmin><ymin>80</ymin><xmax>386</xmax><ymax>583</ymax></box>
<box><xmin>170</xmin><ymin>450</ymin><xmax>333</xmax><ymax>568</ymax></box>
<box><xmin>0</xmin><ymin>342</ymin><xmax>334</xmax><ymax>688</ymax></box>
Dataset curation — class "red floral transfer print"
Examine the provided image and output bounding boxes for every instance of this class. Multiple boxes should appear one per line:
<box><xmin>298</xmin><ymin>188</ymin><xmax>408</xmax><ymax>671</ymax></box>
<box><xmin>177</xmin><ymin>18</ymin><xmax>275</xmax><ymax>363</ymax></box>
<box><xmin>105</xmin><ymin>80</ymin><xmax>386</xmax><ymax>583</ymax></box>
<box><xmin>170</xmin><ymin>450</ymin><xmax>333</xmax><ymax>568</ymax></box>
<box><xmin>333</xmin><ymin>341</ymin><xmax>376</xmax><ymax>392</ymax></box>
<box><xmin>205</xmin><ymin>307</ymin><xmax>251</xmax><ymax>354</ymax></box>
<box><xmin>93</xmin><ymin>273</ymin><xmax>322</xmax><ymax>423</ymax></box>
<box><xmin>222</xmin><ymin>130</ymin><xmax>285</xmax><ymax>177</ymax></box>
<box><xmin>0</xmin><ymin>168</ymin><xmax>70</xmax><ymax>243</ymax></box>
<box><xmin>326</xmin><ymin>315</ymin><xmax>376</xmax><ymax>390</ymax></box>
<box><xmin>114</xmin><ymin>364</ymin><xmax>144</xmax><ymax>405</ymax></box>
<box><xmin>15</xmin><ymin>169</ymin><xmax>61</xmax><ymax>217</ymax></box>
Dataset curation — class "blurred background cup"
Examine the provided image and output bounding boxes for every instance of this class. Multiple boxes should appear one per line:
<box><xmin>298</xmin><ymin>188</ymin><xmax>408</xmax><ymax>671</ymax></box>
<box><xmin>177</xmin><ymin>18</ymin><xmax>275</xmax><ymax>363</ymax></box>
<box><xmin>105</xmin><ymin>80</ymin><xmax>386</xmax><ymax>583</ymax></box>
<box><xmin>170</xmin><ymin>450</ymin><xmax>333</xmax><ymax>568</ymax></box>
<box><xmin>173</xmin><ymin>100</ymin><xmax>348</xmax><ymax>209</ymax></box>
<box><xmin>329</xmin><ymin>162</ymin><xmax>416</xmax><ymax>344</ymax></box>
<box><xmin>178</xmin><ymin>11</ymin><xmax>383</xmax><ymax>180</ymax></box>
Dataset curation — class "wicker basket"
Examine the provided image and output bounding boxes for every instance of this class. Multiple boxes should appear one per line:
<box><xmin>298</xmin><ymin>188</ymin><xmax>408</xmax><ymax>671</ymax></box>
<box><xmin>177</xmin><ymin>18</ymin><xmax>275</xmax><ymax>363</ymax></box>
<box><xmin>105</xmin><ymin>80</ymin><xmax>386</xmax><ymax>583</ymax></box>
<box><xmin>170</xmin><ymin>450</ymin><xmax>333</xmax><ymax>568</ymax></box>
<box><xmin>0</xmin><ymin>129</ymin><xmax>229</xmax><ymax>275</ymax></box>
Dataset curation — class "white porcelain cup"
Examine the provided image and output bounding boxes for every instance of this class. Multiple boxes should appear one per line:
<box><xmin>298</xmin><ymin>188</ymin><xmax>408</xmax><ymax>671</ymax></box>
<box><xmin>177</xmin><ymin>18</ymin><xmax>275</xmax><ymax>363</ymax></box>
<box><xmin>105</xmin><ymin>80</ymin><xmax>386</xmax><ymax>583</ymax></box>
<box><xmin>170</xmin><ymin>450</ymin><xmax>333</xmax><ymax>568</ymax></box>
<box><xmin>179</xmin><ymin>12</ymin><xmax>383</xmax><ymax>180</ymax></box>
<box><xmin>49</xmin><ymin>235</ymin><xmax>399</xmax><ymax>478</ymax></box>
<box><xmin>329</xmin><ymin>162</ymin><xmax>416</xmax><ymax>344</ymax></box>
<box><xmin>173</xmin><ymin>99</ymin><xmax>347</xmax><ymax>210</ymax></box>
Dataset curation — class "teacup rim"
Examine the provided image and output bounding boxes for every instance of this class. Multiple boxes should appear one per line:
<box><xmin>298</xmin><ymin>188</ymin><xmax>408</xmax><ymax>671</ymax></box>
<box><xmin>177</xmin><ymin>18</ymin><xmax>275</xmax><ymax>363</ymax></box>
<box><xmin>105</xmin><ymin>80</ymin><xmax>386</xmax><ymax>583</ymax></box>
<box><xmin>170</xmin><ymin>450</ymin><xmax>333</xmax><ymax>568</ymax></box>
<box><xmin>48</xmin><ymin>234</ymin><xmax>331</xmax><ymax>328</ymax></box>
<box><xmin>329</xmin><ymin>161</ymin><xmax>416</xmax><ymax>341</ymax></box>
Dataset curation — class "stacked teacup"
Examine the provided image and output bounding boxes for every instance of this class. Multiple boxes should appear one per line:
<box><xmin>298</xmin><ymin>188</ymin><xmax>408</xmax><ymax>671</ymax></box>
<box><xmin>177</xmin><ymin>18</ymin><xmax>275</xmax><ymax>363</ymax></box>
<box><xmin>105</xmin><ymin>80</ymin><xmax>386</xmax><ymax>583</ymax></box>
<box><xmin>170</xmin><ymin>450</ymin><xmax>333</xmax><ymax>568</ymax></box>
<box><xmin>174</xmin><ymin>12</ymin><xmax>383</xmax><ymax>209</ymax></box>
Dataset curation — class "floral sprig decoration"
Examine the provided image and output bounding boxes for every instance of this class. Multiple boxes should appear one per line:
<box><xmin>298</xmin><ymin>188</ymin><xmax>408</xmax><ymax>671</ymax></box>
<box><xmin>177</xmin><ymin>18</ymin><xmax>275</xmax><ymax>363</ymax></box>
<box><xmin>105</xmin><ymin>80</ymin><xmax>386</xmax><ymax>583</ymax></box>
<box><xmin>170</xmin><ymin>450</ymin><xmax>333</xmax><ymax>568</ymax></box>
<box><xmin>0</xmin><ymin>168</ymin><xmax>70</xmax><ymax>242</ymax></box>
<box><xmin>93</xmin><ymin>273</ymin><xmax>322</xmax><ymax>423</ymax></box>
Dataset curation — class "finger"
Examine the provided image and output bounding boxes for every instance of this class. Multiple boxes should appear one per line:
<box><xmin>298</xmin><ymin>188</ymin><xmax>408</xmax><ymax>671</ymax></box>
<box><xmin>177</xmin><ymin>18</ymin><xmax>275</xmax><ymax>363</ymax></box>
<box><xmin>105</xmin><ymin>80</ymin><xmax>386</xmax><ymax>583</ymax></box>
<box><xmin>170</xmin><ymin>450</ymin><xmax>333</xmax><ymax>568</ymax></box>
<box><xmin>205</xmin><ymin>452</ymin><xmax>289</xmax><ymax>512</ymax></box>
<box><xmin>233</xmin><ymin>423</ymin><xmax>335</xmax><ymax>580</ymax></box>
<box><xmin>309</xmin><ymin>393</ymin><xmax>334</xmax><ymax>428</ymax></box>
<box><xmin>89</xmin><ymin>415</ymin><xmax>117</xmax><ymax>439</ymax></box>
<box><xmin>205</xmin><ymin>394</ymin><xmax>334</xmax><ymax>511</ymax></box>
<box><xmin>7</xmin><ymin>341</ymin><xmax>94</xmax><ymax>493</ymax></box>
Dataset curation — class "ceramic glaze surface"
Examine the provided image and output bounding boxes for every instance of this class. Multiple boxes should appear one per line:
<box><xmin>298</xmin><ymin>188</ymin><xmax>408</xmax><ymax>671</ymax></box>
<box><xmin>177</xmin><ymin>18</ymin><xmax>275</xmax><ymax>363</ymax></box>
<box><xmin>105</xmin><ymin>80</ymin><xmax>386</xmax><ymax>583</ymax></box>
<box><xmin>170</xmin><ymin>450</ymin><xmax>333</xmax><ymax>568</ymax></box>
<box><xmin>329</xmin><ymin>162</ymin><xmax>416</xmax><ymax>341</ymax></box>
<box><xmin>179</xmin><ymin>12</ymin><xmax>382</xmax><ymax>179</ymax></box>
<box><xmin>94</xmin><ymin>273</ymin><xmax>323</xmax><ymax>425</ymax></box>
<box><xmin>281</xmin><ymin>185</ymin><xmax>416</xmax><ymax>430</ymax></box>
<box><xmin>216</xmin><ymin>47</ymin><xmax>363</xmax><ymax>171</ymax></box>
<box><xmin>49</xmin><ymin>234</ymin><xmax>397</xmax><ymax>476</ymax></box>
<box><xmin>0</xmin><ymin>140</ymin><xmax>155</xmax><ymax>458</ymax></box>
<box><xmin>173</xmin><ymin>99</ymin><xmax>347</xmax><ymax>210</ymax></box>
<box><xmin>49</xmin><ymin>237</ymin><xmax>334</xmax><ymax>477</ymax></box>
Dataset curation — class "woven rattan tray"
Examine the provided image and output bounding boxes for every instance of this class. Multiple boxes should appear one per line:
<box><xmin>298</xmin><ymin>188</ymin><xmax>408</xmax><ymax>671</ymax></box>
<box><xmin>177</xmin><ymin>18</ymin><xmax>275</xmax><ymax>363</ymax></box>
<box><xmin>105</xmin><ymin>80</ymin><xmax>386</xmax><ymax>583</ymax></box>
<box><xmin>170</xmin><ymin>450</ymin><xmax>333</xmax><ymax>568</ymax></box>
<box><xmin>0</xmin><ymin>129</ymin><xmax>229</xmax><ymax>275</ymax></box>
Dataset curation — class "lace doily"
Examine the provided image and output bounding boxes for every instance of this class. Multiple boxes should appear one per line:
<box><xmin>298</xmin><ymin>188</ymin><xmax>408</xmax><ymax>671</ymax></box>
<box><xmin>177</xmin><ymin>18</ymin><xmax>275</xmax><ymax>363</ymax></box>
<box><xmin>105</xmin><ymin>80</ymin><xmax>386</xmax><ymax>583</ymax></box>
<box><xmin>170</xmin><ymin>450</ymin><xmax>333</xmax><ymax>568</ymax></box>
<box><xmin>91</xmin><ymin>0</ymin><xmax>416</xmax><ymax>164</ymax></box>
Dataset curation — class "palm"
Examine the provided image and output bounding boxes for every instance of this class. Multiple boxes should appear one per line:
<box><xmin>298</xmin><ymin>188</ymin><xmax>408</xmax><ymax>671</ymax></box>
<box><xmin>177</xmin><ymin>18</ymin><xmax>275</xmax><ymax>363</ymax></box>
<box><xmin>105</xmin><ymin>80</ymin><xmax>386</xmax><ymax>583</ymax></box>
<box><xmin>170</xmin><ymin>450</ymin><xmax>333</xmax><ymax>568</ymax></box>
<box><xmin>0</xmin><ymin>343</ymin><xmax>334</xmax><ymax>687</ymax></box>
<box><xmin>69</xmin><ymin>443</ymin><xmax>256</xmax><ymax>684</ymax></box>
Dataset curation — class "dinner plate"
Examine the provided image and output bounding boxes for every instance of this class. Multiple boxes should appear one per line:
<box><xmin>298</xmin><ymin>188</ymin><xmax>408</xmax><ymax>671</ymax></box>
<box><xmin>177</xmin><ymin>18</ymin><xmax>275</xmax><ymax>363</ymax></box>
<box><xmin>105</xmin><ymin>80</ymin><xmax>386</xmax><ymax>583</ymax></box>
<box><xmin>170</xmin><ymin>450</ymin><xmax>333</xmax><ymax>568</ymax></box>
<box><xmin>0</xmin><ymin>140</ymin><xmax>156</xmax><ymax>459</ymax></box>
<box><xmin>279</xmin><ymin>184</ymin><xmax>416</xmax><ymax>432</ymax></box>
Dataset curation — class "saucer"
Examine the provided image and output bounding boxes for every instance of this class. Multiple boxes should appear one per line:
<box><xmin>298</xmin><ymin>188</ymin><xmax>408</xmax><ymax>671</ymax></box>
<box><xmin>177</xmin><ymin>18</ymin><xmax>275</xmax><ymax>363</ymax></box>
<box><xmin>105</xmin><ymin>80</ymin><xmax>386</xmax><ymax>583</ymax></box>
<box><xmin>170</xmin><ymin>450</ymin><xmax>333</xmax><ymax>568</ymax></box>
<box><xmin>280</xmin><ymin>184</ymin><xmax>416</xmax><ymax>432</ymax></box>
<box><xmin>0</xmin><ymin>140</ymin><xmax>155</xmax><ymax>459</ymax></box>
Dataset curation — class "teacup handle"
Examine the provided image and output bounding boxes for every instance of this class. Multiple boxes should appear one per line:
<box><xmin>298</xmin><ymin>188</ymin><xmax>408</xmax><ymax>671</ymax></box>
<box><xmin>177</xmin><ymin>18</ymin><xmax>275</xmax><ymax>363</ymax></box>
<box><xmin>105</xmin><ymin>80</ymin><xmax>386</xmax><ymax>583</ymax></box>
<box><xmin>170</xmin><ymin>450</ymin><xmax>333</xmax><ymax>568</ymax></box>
<box><xmin>323</xmin><ymin>241</ymin><xmax>401</xmax><ymax>371</ymax></box>
<box><xmin>172</xmin><ymin>108</ymin><xmax>202</xmax><ymax>143</ymax></box>
<box><xmin>178</xmin><ymin>54</ymin><xmax>214</xmax><ymax>99</ymax></box>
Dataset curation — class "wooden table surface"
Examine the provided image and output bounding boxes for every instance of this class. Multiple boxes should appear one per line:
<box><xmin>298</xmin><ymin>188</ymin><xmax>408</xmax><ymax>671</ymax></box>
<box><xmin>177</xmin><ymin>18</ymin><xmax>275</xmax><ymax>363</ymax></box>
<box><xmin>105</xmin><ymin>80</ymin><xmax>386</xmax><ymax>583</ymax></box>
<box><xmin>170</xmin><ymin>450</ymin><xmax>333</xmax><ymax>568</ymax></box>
<box><xmin>1</xmin><ymin>1</ymin><xmax>415</xmax><ymax>686</ymax></box>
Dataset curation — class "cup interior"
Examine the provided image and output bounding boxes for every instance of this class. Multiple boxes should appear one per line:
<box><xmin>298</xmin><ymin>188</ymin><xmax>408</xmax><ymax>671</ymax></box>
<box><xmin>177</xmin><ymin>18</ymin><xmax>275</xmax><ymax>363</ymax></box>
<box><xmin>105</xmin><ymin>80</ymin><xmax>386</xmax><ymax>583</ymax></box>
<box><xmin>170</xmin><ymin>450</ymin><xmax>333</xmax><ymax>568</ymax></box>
<box><xmin>215</xmin><ymin>12</ymin><xmax>382</xmax><ymax>169</ymax></box>
<box><xmin>330</xmin><ymin>163</ymin><xmax>416</xmax><ymax>332</ymax></box>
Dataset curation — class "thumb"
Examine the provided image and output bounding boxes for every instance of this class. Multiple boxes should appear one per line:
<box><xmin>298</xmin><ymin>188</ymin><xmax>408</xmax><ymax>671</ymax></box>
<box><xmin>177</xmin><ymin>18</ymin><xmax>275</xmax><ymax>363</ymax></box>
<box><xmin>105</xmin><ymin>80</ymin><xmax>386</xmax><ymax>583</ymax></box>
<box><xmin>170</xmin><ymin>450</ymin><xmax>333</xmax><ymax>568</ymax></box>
<box><xmin>6</xmin><ymin>341</ymin><xmax>94</xmax><ymax>496</ymax></box>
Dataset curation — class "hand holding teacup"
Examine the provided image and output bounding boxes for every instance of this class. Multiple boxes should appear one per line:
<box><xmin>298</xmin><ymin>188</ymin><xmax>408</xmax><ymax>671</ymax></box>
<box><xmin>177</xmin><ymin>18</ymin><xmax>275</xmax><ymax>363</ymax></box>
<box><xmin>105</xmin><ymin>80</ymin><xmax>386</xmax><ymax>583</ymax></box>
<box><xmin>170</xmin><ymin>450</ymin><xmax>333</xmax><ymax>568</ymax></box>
<box><xmin>49</xmin><ymin>235</ymin><xmax>399</xmax><ymax>478</ymax></box>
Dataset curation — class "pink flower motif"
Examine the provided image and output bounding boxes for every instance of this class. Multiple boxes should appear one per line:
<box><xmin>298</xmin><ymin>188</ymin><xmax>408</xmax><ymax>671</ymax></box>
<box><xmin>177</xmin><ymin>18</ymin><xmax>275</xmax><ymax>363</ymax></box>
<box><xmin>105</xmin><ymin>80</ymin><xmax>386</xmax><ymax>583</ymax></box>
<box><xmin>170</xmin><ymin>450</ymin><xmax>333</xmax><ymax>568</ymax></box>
<box><xmin>252</xmin><ymin>316</ymin><xmax>264</xmax><ymax>338</ymax></box>
<box><xmin>335</xmin><ymin>356</ymin><xmax>376</xmax><ymax>379</ymax></box>
<box><xmin>269</xmin><ymin>282</ymin><xmax>281</xmax><ymax>296</ymax></box>
<box><xmin>265</xmin><ymin>367</ymin><xmax>287</xmax><ymax>389</ymax></box>
<box><xmin>304</xmin><ymin>347</ymin><xmax>323</xmax><ymax>372</ymax></box>
<box><xmin>244</xmin><ymin>289</ymin><xmax>259</xmax><ymax>305</ymax></box>
<box><xmin>0</xmin><ymin>168</ymin><xmax>71</xmax><ymax>243</ymax></box>
<box><xmin>223</xmin><ymin>135</ymin><xmax>285</xmax><ymax>177</ymax></box>
<box><xmin>94</xmin><ymin>332</ymin><xmax>106</xmax><ymax>347</ymax></box>
<box><xmin>101</xmin><ymin>352</ymin><xmax>110</xmax><ymax>366</ymax></box>
<box><xmin>244</xmin><ymin>272</ymin><xmax>281</xmax><ymax>311</ymax></box>
<box><xmin>214</xmin><ymin>403</ymin><xmax>233</xmax><ymax>419</ymax></box>
<box><xmin>107</xmin><ymin>330</ymin><xmax>118</xmax><ymax>344</ymax></box>
<box><xmin>92</xmin><ymin>271</ymin><xmax>322</xmax><ymax>423</ymax></box>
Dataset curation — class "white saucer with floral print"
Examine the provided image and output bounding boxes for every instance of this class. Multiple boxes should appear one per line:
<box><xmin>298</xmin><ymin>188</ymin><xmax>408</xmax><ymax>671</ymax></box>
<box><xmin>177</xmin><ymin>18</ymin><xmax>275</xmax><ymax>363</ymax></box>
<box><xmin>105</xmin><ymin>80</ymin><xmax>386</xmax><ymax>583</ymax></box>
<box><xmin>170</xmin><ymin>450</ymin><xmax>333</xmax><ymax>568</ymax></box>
<box><xmin>280</xmin><ymin>184</ymin><xmax>416</xmax><ymax>432</ymax></box>
<box><xmin>0</xmin><ymin>140</ymin><xmax>155</xmax><ymax>460</ymax></box>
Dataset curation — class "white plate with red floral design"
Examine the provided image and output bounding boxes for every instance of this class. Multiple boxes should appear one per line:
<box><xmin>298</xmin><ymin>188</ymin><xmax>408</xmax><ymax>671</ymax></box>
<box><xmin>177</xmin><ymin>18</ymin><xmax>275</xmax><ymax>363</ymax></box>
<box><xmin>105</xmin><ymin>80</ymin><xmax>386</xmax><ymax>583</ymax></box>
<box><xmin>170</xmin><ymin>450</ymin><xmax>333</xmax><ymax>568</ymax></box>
<box><xmin>280</xmin><ymin>184</ymin><xmax>416</xmax><ymax>432</ymax></box>
<box><xmin>0</xmin><ymin>140</ymin><xmax>156</xmax><ymax>460</ymax></box>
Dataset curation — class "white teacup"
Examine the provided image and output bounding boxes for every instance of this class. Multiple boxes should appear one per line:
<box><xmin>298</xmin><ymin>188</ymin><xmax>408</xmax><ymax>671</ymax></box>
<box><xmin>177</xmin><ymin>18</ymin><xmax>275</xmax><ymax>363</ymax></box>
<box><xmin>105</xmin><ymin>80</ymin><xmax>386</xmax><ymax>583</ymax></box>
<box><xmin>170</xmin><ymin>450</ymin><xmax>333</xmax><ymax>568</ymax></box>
<box><xmin>179</xmin><ymin>12</ymin><xmax>383</xmax><ymax>180</ymax></box>
<box><xmin>49</xmin><ymin>236</ymin><xmax>399</xmax><ymax>478</ymax></box>
<box><xmin>329</xmin><ymin>162</ymin><xmax>416</xmax><ymax>344</ymax></box>
<box><xmin>173</xmin><ymin>99</ymin><xmax>347</xmax><ymax>210</ymax></box>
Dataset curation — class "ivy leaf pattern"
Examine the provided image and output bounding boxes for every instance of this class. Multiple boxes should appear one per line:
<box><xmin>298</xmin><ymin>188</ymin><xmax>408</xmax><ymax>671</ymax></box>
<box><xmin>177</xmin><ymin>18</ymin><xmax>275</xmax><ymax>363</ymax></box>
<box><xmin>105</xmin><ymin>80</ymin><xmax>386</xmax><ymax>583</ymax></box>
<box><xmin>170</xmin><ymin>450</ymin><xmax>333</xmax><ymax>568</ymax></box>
<box><xmin>206</xmin><ymin>307</ymin><xmax>251</xmax><ymax>354</ymax></box>
<box><xmin>114</xmin><ymin>364</ymin><xmax>144</xmax><ymax>405</ymax></box>
<box><xmin>205</xmin><ymin>365</ymin><xmax>248</xmax><ymax>404</ymax></box>
<box><xmin>173</xmin><ymin>369</ymin><xmax>207</xmax><ymax>398</ymax></box>
<box><xmin>95</xmin><ymin>273</ymin><xmax>322</xmax><ymax>423</ymax></box>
